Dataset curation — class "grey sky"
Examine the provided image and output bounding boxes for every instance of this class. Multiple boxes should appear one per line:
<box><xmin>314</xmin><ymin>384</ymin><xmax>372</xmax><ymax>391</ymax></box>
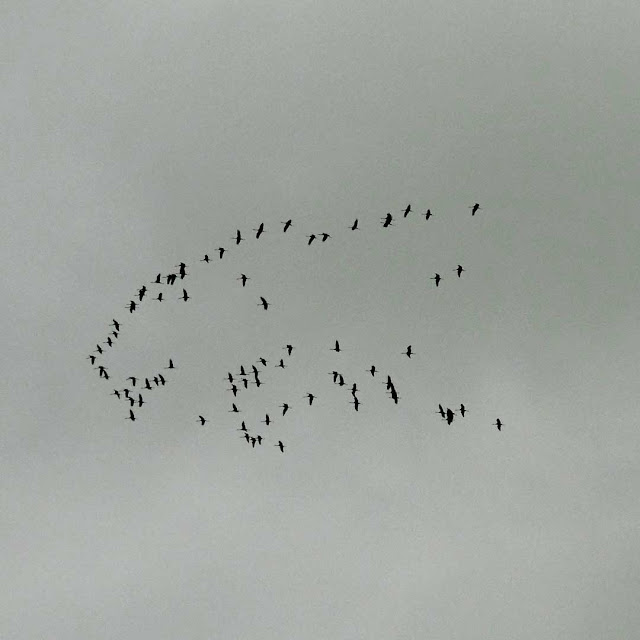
<box><xmin>3</xmin><ymin>1</ymin><xmax>640</xmax><ymax>638</ymax></box>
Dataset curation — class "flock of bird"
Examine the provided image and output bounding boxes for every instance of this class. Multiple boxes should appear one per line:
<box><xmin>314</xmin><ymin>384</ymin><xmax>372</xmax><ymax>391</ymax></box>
<box><xmin>87</xmin><ymin>202</ymin><xmax>503</xmax><ymax>453</ymax></box>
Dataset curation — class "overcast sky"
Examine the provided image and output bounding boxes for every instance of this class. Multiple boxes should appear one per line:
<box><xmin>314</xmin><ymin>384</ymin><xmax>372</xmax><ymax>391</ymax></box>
<box><xmin>3</xmin><ymin>1</ymin><xmax>640</xmax><ymax>638</ymax></box>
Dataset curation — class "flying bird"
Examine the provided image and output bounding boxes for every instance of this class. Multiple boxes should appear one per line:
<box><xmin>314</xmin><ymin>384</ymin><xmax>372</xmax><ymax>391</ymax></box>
<box><xmin>367</xmin><ymin>365</ymin><xmax>376</xmax><ymax>376</ymax></box>
<box><xmin>437</xmin><ymin>404</ymin><xmax>445</xmax><ymax>419</ymax></box>
<box><xmin>201</xmin><ymin>254</ymin><xmax>210</xmax><ymax>263</ymax></box>
<box><xmin>237</xmin><ymin>274</ymin><xmax>250</xmax><ymax>287</ymax></box>
<box><xmin>403</xmin><ymin>345</ymin><xmax>413</xmax><ymax>358</ymax></box>
<box><xmin>137</xmin><ymin>394</ymin><xmax>145</xmax><ymax>407</ymax></box>
<box><xmin>253</xmin><ymin>223</ymin><xmax>265</xmax><ymax>238</ymax></box>
<box><xmin>470</xmin><ymin>203</ymin><xmax>481</xmax><ymax>215</ymax></box>
<box><xmin>125</xmin><ymin>409</ymin><xmax>136</xmax><ymax>422</ymax></box>
<box><xmin>111</xmin><ymin>389</ymin><xmax>121</xmax><ymax>399</ymax></box>
<box><xmin>276</xmin><ymin>440</ymin><xmax>285</xmax><ymax>452</ymax></box>
<box><xmin>217</xmin><ymin>247</ymin><xmax>226</xmax><ymax>259</ymax></box>
<box><xmin>276</xmin><ymin>359</ymin><xmax>286</xmax><ymax>369</ymax></box>
<box><xmin>381</xmin><ymin>213</ymin><xmax>393</xmax><ymax>227</ymax></box>
<box><xmin>459</xmin><ymin>404</ymin><xmax>467</xmax><ymax>417</ymax></box>
<box><xmin>423</xmin><ymin>209</ymin><xmax>433</xmax><ymax>220</ymax></box>
<box><xmin>403</xmin><ymin>204</ymin><xmax>411</xmax><ymax>217</ymax></box>
<box><xmin>95</xmin><ymin>344</ymin><xmax>103</xmax><ymax>354</ymax></box>
<box><xmin>321</xmin><ymin>233</ymin><xmax>331</xmax><ymax>242</ymax></box>
<box><xmin>230</xmin><ymin>403</ymin><xmax>240</xmax><ymax>413</ymax></box>
<box><xmin>446</xmin><ymin>408</ymin><xmax>455</xmax><ymax>425</ymax></box>
<box><xmin>307</xmin><ymin>234</ymin><xmax>316</xmax><ymax>245</ymax></box>
<box><xmin>494</xmin><ymin>418</ymin><xmax>503</xmax><ymax>431</ymax></box>
<box><xmin>233</xmin><ymin>229</ymin><xmax>243</xmax><ymax>245</ymax></box>
<box><xmin>180</xmin><ymin>289</ymin><xmax>190</xmax><ymax>302</ymax></box>
<box><xmin>350</xmin><ymin>219</ymin><xmax>359</xmax><ymax>230</ymax></box>
<box><xmin>280</xmin><ymin>403</ymin><xmax>290</xmax><ymax>416</ymax></box>
<box><xmin>138</xmin><ymin>286</ymin><xmax>147</xmax><ymax>301</ymax></box>
<box><xmin>154</xmin><ymin>293</ymin><xmax>163</xmax><ymax>302</ymax></box>
<box><xmin>257</xmin><ymin>357</ymin><xmax>267</xmax><ymax>367</ymax></box>
<box><xmin>261</xmin><ymin>414</ymin><xmax>272</xmax><ymax>426</ymax></box>
<box><xmin>87</xmin><ymin>355</ymin><xmax>96</xmax><ymax>365</ymax></box>
<box><xmin>127</xmin><ymin>376</ymin><xmax>137</xmax><ymax>387</ymax></box>
<box><xmin>258</xmin><ymin>296</ymin><xmax>269</xmax><ymax>310</ymax></box>
<box><xmin>284</xmin><ymin>344</ymin><xmax>294</xmax><ymax>356</ymax></box>
<box><xmin>110</xmin><ymin>319</ymin><xmax>120</xmax><ymax>331</ymax></box>
<box><xmin>282</xmin><ymin>219</ymin><xmax>292</xmax><ymax>232</ymax></box>
<box><xmin>430</xmin><ymin>273</ymin><xmax>441</xmax><ymax>287</ymax></box>
<box><xmin>455</xmin><ymin>265</ymin><xmax>465</xmax><ymax>277</ymax></box>
<box><xmin>306</xmin><ymin>393</ymin><xmax>316</xmax><ymax>406</ymax></box>
<box><xmin>198</xmin><ymin>415</ymin><xmax>207</xmax><ymax>425</ymax></box>
<box><xmin>166</xmin><ymin>359</ymin><xmax>175</xmax><ymax>369</ymax></box>
<box><xmin>127</xmin><ymin>300</ymin><xmax>136</xmax><ymax>313</ymax></box>
<box><xmin>331</xmin><ymin>340</ymin><xmax>341</xmax><ymax>353</ymax></box>
<box><xmin>154</xmin><ymin>273</ymin><xmax>162</xmax><ymax>283</ymax></box>
<box><xmin>350</xmin><ymin>397</ymin><xmax>361</xmax><ymax>411</ymax></box>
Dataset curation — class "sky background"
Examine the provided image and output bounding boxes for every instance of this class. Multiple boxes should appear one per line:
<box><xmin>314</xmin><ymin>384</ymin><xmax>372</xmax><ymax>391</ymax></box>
<box><xmin>3</xmin><ymin>1</ymin><xmax>640</xmax><ymax>638</ymax></box>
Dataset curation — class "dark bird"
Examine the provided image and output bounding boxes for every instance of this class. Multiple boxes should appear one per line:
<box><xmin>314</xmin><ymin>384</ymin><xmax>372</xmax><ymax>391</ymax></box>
<box><xmin>166</xmin><ymin>274</ymin><xmax>177</xmax><ymax>285</ymax></box>
<box><xmin>306</xmin><ymin>393</ymin><xmax>316</xmax><ymax>406</ymax></box>
<box><xmin>282</xmin><ymin>219</ymin><xmax>292</xmax><ymax>232</ymax></box>
<box><xmin>307</xmin><ymin>234</ymin><xmax>316</xmax><ymax>245</ymax></box>
<box><xmin>226</xmin><ymin>372</ymin><xmax>234</xmax><ymax>384</ymax></box>
<box><xmin>153</xmin><ymin>376</ymin><xmax>159</xmax><ymax>386</ymax></box>
<box><xmin>138</xmin><ymin>286</ymin><xmax>147</xmax><ymax>301</ymax></box>
<box><xmin>284</xmin><ymin>344</ymin><xmax>294</xmax><ymax>356</ymax></box>
<box><xmin>154</xmin><ymin>293</ymin><xmax>163</xmax><ymax>302</ymax></box>
<box><xmin>430</xmin><ymin>273</ymin><xmax>441</xmax><ymax>287</ymax></box>
<box><xmin>350</xmin><ymin>396</ymin><xmax>361</xmax><ymax>411</ymax></box>
<box><xmin>237</xmin><ymin>274</ymin><xmax>250</xmax><ymax>287</ymax></box>
<box><xmin>111</xmin><ymin>331</ymin><xmax>118</xmax><ymax>338</ymax></box>
<box><xmin>104</xmin><ymin>339</ymin><xmax>113</xmax><ymax>349</ymax></box>
<box><xmin>276</xmin><ymin>359</ymin><xmax>286</xmax><ymax>369</ymax></box>
<box><xmin>386</xmin><ymin>375</ymin><xmax>394</xmax><ymax>390</ymax></box>
<box><xmin>96</xmin><ymin>365</ymin><xmax>107</xmax><ymax>377</ymax></box>
<box><xmin>128</xmin><ymin>397</ymin><xmax>135</xmax><ymax>407</ymax></box>
<box><xmin>138</xmin><ymin>394</ymin><xmax>145</xmax><ymax>407</ymax></box>
<box><xmin>158</xmin><ymin>374</ymin><xmax>166</xmax><ymax>385</ymax></box>
<box><xmin>321</xmin><ymin>233</ymin><xmax>331</xmax><ymax>242</ymax></box>
<box><xmin>253</xmin><ymin>377</ymin><xmax>263</xmax><ymax>388</ymax></box>
<box><xmin>251</xmin><ymin>365</ymin><xmax>259</xmax><ymax>376</ymax></box>
<box><xmin>350</xmin><ymin>219</ymin><xmax>359</xmax><ymax>231</ymax></box>
<box><xmin>329</xmin><ymin>370</ymin><xmax>339</xmax><ymax>383</ymax></box>
<box><xmin>87</xmin><ymin>355</ymin><xmax>96</xmax><ymax>365</ymax></box>
<box><xmin>127</xmin><ymin>300</ymin><xmax>136</xmax><ymax>313</ymax></box>
<box><xmin>381</xmin><ymin>213</ymin><xmax>393</xmax><ymax>227</ymax></box>
<box><xmin>251</xmin><ymin>436</ymin><xmax>256</xmax><ymax>448</ymax></box>
<box><xmin>238</xmin><ymin>365</ymin><xmax>247</xmax><ymax>377</ymax></box>
<box><xmin>254</xmin><ymin>222</ymin><xmax>265</xmax><ymax>238</ymax></box>
<box><xmin>459</xmin><ymin>404</ymin><xmax>467</xmax><ymax>417</ymax></box>
<box><xmin>198</xmin><ymin>415</ymin><xmax>207</xmax><ymax>426</ymax></box>
<box><xmin>217</xmin><ymin>247</ymin><xmax>226</xmax><ymax>259</ymax></box>
<box><xmin>403</xmin><ymin>345</ymin><xmax>413</xmax><ymax>358</ymax></box>
<box><xmin>238</xmin><ymin>421</ymin><xmax>248</xmax><ymax>432</ymax></box>
<box><xmin>331</xmin><ymin>340</ymin><xmax>341</xmax><ymax>353</ymax></box>
<box><xmin>180</xmin><ymin>289</ymin><xmax>189</xmax><ymax>302</ymax></box>
<box><xmin>437</xmin><ymin>404</ymin><xmax>445</xmax><ymax>419</ymax></box>
<box><xmin>123</xmin><ymin>389</ymin><xmax>131</xmax><ymax>399</ymax></box>
<box><xmin>280</xmin><ymin>403</ymin><xmax>290</xmax><ymax>416</ymax></box>
<box><xmin>201</xmin><ymin>254</ymin><xmax>210</xmax><ymax>263</ymax></box>
<box><xmin>494</xmin><ymin>418</ymin><xmax>503</xmax><ymax>431</ymax></box>
<box><xmin>470</xmin><ymin>203</ymin><xmax>481</xmax><ymax>215</ymax></box>
<box><xmin>144</xmin><ymin>378</ymin><xmax>152</xmax><ymax>390</ymax></box>
<box><xmin>111</xmin><ymin>389</ymin><xmax>121</xmax><ymax>399</ymax></box>
<box><xmin>95</xmin><ymin>344</ymin><xmax>103</xmax><ymax>354</ymax></box>
<box><xmin>166</xmin><ymin>359</ymin><xmax>175</xmax><ymax>369</ymax></box>
<box><xmin>276</xmin><ymin>440</ymin><xmax>285</xmax><ymax>452</ymax></box>
<box><xmin>257</xmin><ymin>435</ymin><xmax>263</xmax><ymax>445</ymax></box>
<box><xmin>261</xmin><ymin>414</ymin><xmax>272</xmax><ymax>426</ymax></box>
<box><xmin>455</xmin><ymin>265</ymin><xmax>465</xmax><ymax>277</ymax></box>
<box><xmin>230</xmin><ymin>403</ymin><xmax>240</xmax><ymax>413</ymax></box>
<box><xmin>243</xmin><ymin>433</ymin><xmax>250</xmax><ymax>443</ymax></box>
<box><xmin>389</xmin><ymin>387</ymin><xmax>399</xmax><ymax>404</ymax></box>
<box><xmin>242</xmin><ymin>378</ymin><xmax>249</xmax><ymax>389</ymax></box>
<box><xmin>403</xmin><ymin>204</ymin><xmax>411</xmax><ymax>217</ymax></box>
<box><xmin>350</xmin><ymin>383</ymin><xmax>359</xmax><ymax>397</ymax></box>
<box><xmin>110</xmin><ymin>319</ymin><xmax>120</xmax><ymax>331</ymax></box>
<box><xmin>228</xmin><ymin>384</ymin><xmax>238</xmax><ymax>397</ymax></box>
<box><xmin>258</xmin><ymin>357</ymin><xmax>268</xmax><ymax>367</ymax></box>
<box><xmin>258</xmin><ymin>296</ymin><xmax>269</xmax><ymax>310</ymax></box>
<box><xmin>126</xmin><ymin>409</ymin><xmax>136</xmax><ymax>422</ymax></box>
<box><xmin>446</xmin><ymin>408</ymin><xmax>455</xmax><ymax>425</ymax></box>
<box><xmin>233</xmin><ymin>229</ymin><xmax>243</xmax><ymax>245</ymax></box>
<box><xmin>367</xmin><ymin>365</ymin><xmax>376</xmax><ymax>376</ymax></box>
<box><xmin>127</xmin><ymin>376</ymin><xmax>137</xmax><ymax>387</ymax></box>
<box><xmin>338</xmin><ymin>374</ymin><xmax>345</xmax><ymax>386</ymax></box>
<box><xmin>423</xmin><ymin>209</ymin><xmax>433</xmax><ymax>220</ymax></box>
<box><xmin>154</xmin><ymin>273</ymin><xmax>162</xmax><ymax>283</ymax></box>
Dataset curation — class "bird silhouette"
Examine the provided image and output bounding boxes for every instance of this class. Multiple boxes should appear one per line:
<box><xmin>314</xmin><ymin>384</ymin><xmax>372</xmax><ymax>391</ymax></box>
<box><xmin>307</xmin><ymin>234</ymin><xmax>316</xmax><ymax>245</ymax></box>
<box><xmin>137</xmin><ymin>394</ymin><xmax>145</xmax><ymax>407</ymax></box>
<box><xmin>144</xmin><ymin>378</ymin><xmax>152</xmax><ymax>390</ymax></box>
<box><xmin>238</xmin><ymin>421</ymin><xmax>248</xmax><ymax>432</ymax></box>
<box><xmin>243</xmin><ymin>433</ymin><xmax>250</xmax><ymax>443</ymax></box>
<box><xmin>180</xmin><ymin>289</ymin><xmax>190</xmax><ymax>302</ymax></box>
<box><xmin>257</xmin><ymin>357</ymin><xmax>268</xmax><ymax>367</ymax></box>
<box><xmin>258</xmin><ymin>297</ymin><xmax>269</xmax><ymax>310</ymax></box>
<box><xmin>403</xmin><ymin>204</ymin><xmax>411</xmax><ymax>217</ymax></box>
<box><xmin>280</xmin><ymin>403</ymin><xmax>290</xmax><ymax>416</ymax></box>
<box><xmin>233</xmin><ymin>229</ymin><xmax>243</xmax><ymax>245</ymax></box>
<box><xmin>455</xmin><ymin>265</ymin><xmax>465</xmax><ymax>277</ymax></box>
<box><xmin>350</xmin><ymin>396</ymin><xmax>361</xmax><ymax>411</ymax></box>
<box><xmin>494</xmin><ymin>418</ymin><xmax>503</xmax><ymax>431</ymax></box>
<box><xmin>154</xmin><ymin>273</ymin><xmax>162</xmax><ymax>283</ymax></box>
<box><xmin>127</xmin><ymin>376</ymin><xmax>137</xmax><ymax>387</ymax></box>
<box><xmin>138</xmin><ymin>286</ymin><xmax>147</xmax><ymax>301</ymax></box>
<box><xmin>367</xmin><ymin>365</ymin><xmax>376</xmax><ymax>376</ymax></box>
<box><xmin>261</xmin><ymin>414</ymin><xmax>272</xmax><ymax>426</ymax></box>
<box><xmin>381</xmin><ymin>213</ymin><xmax>393</xmax><ymax>227</ymax></box>
<box><xmin>237</xmin><ymin>274</ymin><xmax>250</xmax><ymax>287</ymax></box>
<box><xmin>201</xmin><ymin>254</ymin><xmax>210</xmax><ymax>263</ymax></box>
<box><xmin>95</xmin><ymin>344</ymin><xmax>103</xmax><ymax>354</ymax></box>
<box><xmin>251</xmin><ymin>436</ymin><xmax>257</xmax><ymax>448</ymax></box>
<box><xmin>105</xmin><ymin>337</ymin><xmax>113</xmax><ymax>347</ymax></box>
<box><xmin>350</xmin><ymin>219</ymin><xmax>359</xmax><ymax>230</ymax></box>
<box><xmin>437</xmin><ymin>404</ymin><xmax>445</xmax><ymax>419</ymax></box>
<box><xmin>111</xmin><ymin>389</ymin><xmax>121</xmax><ymax>399</ymax></box>
<box><xmin>228</xmin><ymin>384</ymin><xmax>238</xmax><ymax>397</ymax></box>
<box><xmin>254</xmin><ymin>223</ymin><xmax>265</xmax><ymax>238</ymax></box>
<box><xmin>127</xmin><ymin>301</ymin><xmax>136</xmax><ymax>313</ymax></box>
<box><xmin>282</xmin><ymin>219</ymin><xmax>292</xmax><ymax>232</ymax></box>
<box><xmin>470</xmin><ymin>203</ymin><xmax>481</xmax><ymax>215</ymax></box>
<box><xmin>284</xmin><ymin>344</ymin><xmax>294</xmax><ymax>356</ymax></box>
<box><xmin>158</xmin><ymin>374</ymin><xmax>166</xmax><ymax>385</ymax></box>
<box><xmin>430</xmin><ymin>273</ymin><xmax>441</xmax><ymax>287</ymax></box>
<box><xmin>306</xmin><ymin>393</ymin><xmax>316</xmax><ymax>406</ymax></box>
<box><xmin>276</xmin><ymin>440</ymin><xmax>285</xmax><ymax>452</ymax></box>
<box><xmin>403</xmin><ymin>345</ymin><xmax>413</xmax><ymax>358</ymax></box>
<box><xmin>125</xmin><ymin>409</ymin><xmax>136</xmax><ymax>422</ymax></box>
<box><xmin>321</xmin><ymin>233</ymin><xmax>331</xmax><ymax>242</ymax></box>
<box><xmin>459</xmin><ymin>404</ymin><xmax>467</xmax><ymax>417</ymax></box>
<box><xmin>198</xmin><ymin>415</ymin><xmax>207</xmax><ymax>425</ymax></box>
<box><xmin>230</xmin><ymin>403</ymin><xmax>240</xmax><ymax>413</ymax></box>
<box><xmin>217</xmin><ymin>247</ymin><xmax>226</xmax><ymax>259</ymax></box>
<box><xmin>423</xmin><ymin>209</ymin><xmax>433</xmax><ymax>220</ymax></box>
<box><xmin>446</xmin><ymin>408</ymin><xmax>455</xmax><ymax>425</ymax></box>
<box><xmin>110</xmin><ymin>319</ymin><xmax>120</xmax><ymax>331</ymax></box>
<box><xmin>154</xmin><ymin>293</ymin><xmax>163</xmax><ymax>302</ymax></box>
<box><xmin>276</xmin><ymin>358</ymin><xmax>286</xmax><ymax>369</ymax></box>
<box><xmin>87</xmin><ymin>355</ymin><xmax>96</xmax><ymax>365</ymax></box>
<box><xmin>166</xmin><ymin>359</ymin><xmax>175</xmax><ymax>369</ymax></box>
<box><xmin>331</xmin><ymin>340</ymin><xmax>341</xmax><ymax>353</ymax></box>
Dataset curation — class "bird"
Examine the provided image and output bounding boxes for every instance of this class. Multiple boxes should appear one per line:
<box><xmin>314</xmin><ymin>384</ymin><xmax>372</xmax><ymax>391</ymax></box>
<box><xmin>257</xmin><ymin>357</ymin><xmax>267</xmax><ymax>367</ymax></box>
<box><xmin>198</xmin><ymin>415</ymin><xmax>207</xmax><ymax>425</ymax></box>
<box><xmin>228</xmin><ymin>384</ymin><xmax>238</xmax><ymax>397</ymax></box>
<box><xmin>138</xmin><ymin>286</ymin><xmax>147</xmax><ymax>301</ymax></box>
<box><xmin>96</xmin><ymin>365</ymin><xmax>107</xmax><ymax>377</ymax></box>
<box><xmin>437</xmin><ymin>404</ymin><xmax>446</xmax><ymax>419</ymax></box>
<box><xmin>111</xmin><ymin>331</ymin><xmax>118</xmax><ymax>339</ymax></box>
<box><xmin>337</xmin><ymin>374</ymin><xmax>345</xmax><ymax>386</ymax></box>
<box><xmin>459</xmin><ymin>404</ymin><xmax>467</xmax><ymax>417</ymax></box>
<box><xmin>127</xmin><ymin>376</ymin><xmax>137</xmax><ymax>387</ymax></box>
<box><xmin>158</xmin><ymin>374</ymin><xmax>166</xmax><ymax>385</ymax></box>
<box><xmin>258</xmin><ymin>297</ymin><xmax>269</xmax><ymax>310</ymax></box>
<box><xmin>389</xmin><ymin>387</ymin><xmax>400</xmax><ymax>404</ymax></box>
<box><xmin>180</xmin><ymin>289</ymin><xmax>189</xmax><ymax>302</ymax></box>
<box><xmin>430</xmin><ymin>273</ymin><xmax>441</xmax><ymax>287</ymax></box>
<box><xmin>154</xmin><ymin>273</ymin><xmax>162</xmax><ymax>283</ymax></box>
<box><xmin>306</xmin><ymin>393</ymin><xmax>316</xmax><ymax>406</ymax></box>
<box><xmin>307</xmin><ymin>234</ymin><xmax>316</xmax><ymax>245</ymax></box>
<box><xmin>243</xmin><ymin>432</ymin><xmax>250</xmax><ymax>443</ymax></box>
<box><xmin>381</xmin><ymin>213</ymin><xmax>393</xmax><ymax>227</ymax></box>
<box><xmin>385</xmin><ymin>375</ymin><xmax>394</xmax><ymax>390</ymax></box>
<box><xmin>111</xmin><ymin>389</ymin><xmax>121</xmax><ymax>399</ymax></box>
<box><xmin>494</xmin><ymin>418</ymin><xmax>503</xmax><ymax>431</ymax></box>
<box><xmin>253</xmin><ymin>377</ymin><xmax>263</xmax><ymax>388</ymax></box>
<box><xmin>282</xmin><ymin>219</ymin><xmax>292</xmax><ymax>232</ymax></box>
<box><xmin>87</xmin><ymin>355</ymin><xmax>96</xmax><ymax>365</ymax></box>
<box><xmin>125</xmin><ymin>409</ymin><xmax>136</xmax><ymax>422</ymax></box>
<box><xmin>200</xmin><ymin>254</ymin><xmax>210</xmax><ymax>264</ymax></box>
<box><xmin>95</xmin><ymin>344</ymin><xmax>103</xmax><ymax>354</ymax></box>
<box><xmin>127</xmin><ymin>300</ymin><xmax>136</xmax><ymax>313</ymax></box>
<box><xmin>238</xmin><ymin>365</ymin><xmax>247</xmax><ymax>377</ymax></box>
<box><xmin>367</xmin><ymin>365</ymin><xmax>376</xmax><ymax>376</ymax></box>
<box><xmin>280</xmin><ymin>403</ymin><xmax>290</xmax><ymax>416</ymax></box>
<box><xmin>403</xmin><ymin>345</ymin><xmax>413</xmax><ymax>358</ymax></box>
<box><xmin>350</xmin><ymin>396</ymin><xmax>361</xmax><ymax>411</ymax></box>
<box><xmin>104</xmin><ymin>339</ymin><xmax>113</xmax><ymax>350</ymax></box>
<box><xmin>153</xmin><ymin>376</ymin><xmax>159</xmax><ymax>386</ymax></box>
<box><xmin>144</xmin><ymin>378</ymin><xmax>152</xmax><ymax>390</ymax></box>
<box><xmin>233</xmin><ymin>229</ymin><xmax>243</xmax><ymax>245</ymax></box>
<box><xmin>254</xmin><ymin>222</ymin><xmax>265</xmax><ymax>239</ymax></box>
<box><xmin>261</xmin><ymin>414</ymin><xmax>272</xmax><ymax>426</ymax></box>
<box><xmin>284</xmin><ymin>344</ymin><xmax>294</xmax><ymax>356</ymax></box>
<box><xmin>166</xmin><ymin>359</ymin><xmax>175</xmax><ymax>369</ymax></box>
<box><xmin>256</xmin><ymin>435</ymin><xmax>263</xmax><ymax>445</ymax></box>
<box><xmin>402</xmin><ymin>204</ymin><xmax>411</xmax><ymax>217</ymax></box>
<box><xmin>110</xmin><ymin>319</ymin><xmax>121</xmax><ymax>331</ymax></box>
<box><xmin>470</xmin><ymin>203</ymin><xmax>481</xmax><ymax>215</ymax></box>
<box><xmin>350</xmin><ymin>219</ymin><xmax>359</xmax><ymax>230</ymax></box>
<box><xmin>166</xmin><ymin>274</ymin><xmax>177</xmax><ymax>285</ymax></box>
<box><xmin>230</xmin><ymin>403</ymin><xmax>240</xmax><ymax>413</ymax></box>
<box><xmin>331</xmin><ymin>340</ymin><xmax>341</xmax><ymax>353</ymax></box>
<box><xmin>237</xmin><ymin>274</ymin><xmax>250</xmax><ymax>287</ymax></box>
<box><xmin>154</xmin><ymin>293</ymin><xmax>163</xmax><ymax>302</ymax></box>
<box><xmin>321</xmin><ymin>233</ymin><xmax>331</xmax><ymax>242</ymax></box>
<box><xmin>242</xmin><ymin>378</ymin><xmax>249</xmax><ymax>389</ymax></box>
<box><xmin>226</xmin><ymin>372</ymin><xmax>234</xmax><ymax>384</ymax></box>
<box><xmin>350</xmin><ymin>383</ymin><xmax>358</xmax><ymax>396</ymax></box>
<box><xmin>454</xmin><ymin>265</ymin><xmax>465</xmax><ymax>277</ymax></box>
<box><xmin>423</xmin><ymin>209</ymin><xmax>433</xmax><ymax>220</ymax></box>
<box><xmin>238</xmin><ymin>421</ymin><xmax>248</xmax><ymax>432</ymax></box>
<box><xmin>251</xmin><ymin>436</ymin><xmax>257</xmax><ymax>448</ymax></box>
<box><xmin>137</xmin><ymin>394</ymin><xmax>145</xmax><ymax>407</ymax></box>
<box><xmin>275</xmin><ymin>440</ymin><xmax>285</xmax><ymax>452</ymax></box>
<box><xmin>217</xmin><ymin>247</ymin><xmax>226</xmax><ymax>259</ymax></box>
<box><xmin>276</xmin><ymin>358</ymin><xmax>286</xmax><ymax>369</ymax></box>
<box><xmin>446</xmin><ymin>408</ymin><xmax>455</xmax><ymax>425</ymax></box>
<box><xmin>123</xmin><ymin>389</ymin><xmax>131</xmax><ymax>399</ymax></box>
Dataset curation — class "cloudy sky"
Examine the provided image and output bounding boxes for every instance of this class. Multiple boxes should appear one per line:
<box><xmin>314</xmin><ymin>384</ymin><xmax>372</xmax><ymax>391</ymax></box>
<box><xmin>3</xmin><ymin>1</ymin><xmax>640</xmax><ymax>638</ymax></box>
